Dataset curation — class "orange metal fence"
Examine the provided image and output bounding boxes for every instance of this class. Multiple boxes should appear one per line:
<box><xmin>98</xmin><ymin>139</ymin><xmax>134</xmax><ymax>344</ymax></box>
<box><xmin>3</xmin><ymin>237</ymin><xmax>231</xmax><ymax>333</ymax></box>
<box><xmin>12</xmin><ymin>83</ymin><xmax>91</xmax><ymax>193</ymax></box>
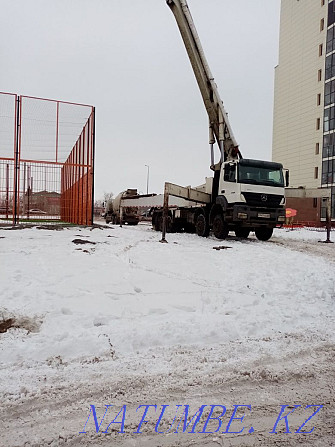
<box><xmin>0</xmin><ymin>92</ymin><xmax>95</xmax><ymax>225</ymax></box>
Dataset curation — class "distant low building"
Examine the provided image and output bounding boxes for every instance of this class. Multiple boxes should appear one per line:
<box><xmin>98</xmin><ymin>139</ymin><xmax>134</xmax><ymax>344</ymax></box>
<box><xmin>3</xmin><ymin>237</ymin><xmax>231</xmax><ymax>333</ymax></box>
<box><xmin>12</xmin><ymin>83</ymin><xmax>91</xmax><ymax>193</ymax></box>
<box><xmin>24</xmin><ymin>190</ymin><xmax>60</xmax><ymax>215</ymax></box>
<box><xmin>94</xmin><ymin>205</ymin><xmax>104</xmax><ymax>217</ymax></box>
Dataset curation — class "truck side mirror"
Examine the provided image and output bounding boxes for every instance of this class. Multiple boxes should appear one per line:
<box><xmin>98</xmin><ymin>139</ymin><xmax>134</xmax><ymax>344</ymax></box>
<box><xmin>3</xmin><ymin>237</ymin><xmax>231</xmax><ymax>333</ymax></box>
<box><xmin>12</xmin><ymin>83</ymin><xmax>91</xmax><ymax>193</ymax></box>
<box><xmin>285</xmin><ymin>170</ymin><xmax>289</xmax><ymax>187</ymax></box>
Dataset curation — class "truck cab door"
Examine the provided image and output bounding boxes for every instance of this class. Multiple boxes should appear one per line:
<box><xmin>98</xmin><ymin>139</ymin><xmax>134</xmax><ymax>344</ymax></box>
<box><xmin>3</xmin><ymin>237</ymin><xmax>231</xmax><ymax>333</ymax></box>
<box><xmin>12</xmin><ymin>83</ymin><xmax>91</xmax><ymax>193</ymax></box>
<box><xmin>219</xmin><ymin>163</ymin><xmax>239</xmax><ymax>204</ymax></box>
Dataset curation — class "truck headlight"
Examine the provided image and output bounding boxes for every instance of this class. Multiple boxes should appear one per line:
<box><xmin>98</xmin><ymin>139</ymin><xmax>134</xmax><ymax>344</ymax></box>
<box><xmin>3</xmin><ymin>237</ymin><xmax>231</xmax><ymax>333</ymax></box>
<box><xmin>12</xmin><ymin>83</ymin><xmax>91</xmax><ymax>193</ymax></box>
<box><xmin>237</xmin><ymin>212</ymin><xmax>248</xmax><ymax>219</ymax></box>
<box><xmin>278</xmin><ymin>216</ymin><xmax>285</xmax><ymax>222</ymax></box>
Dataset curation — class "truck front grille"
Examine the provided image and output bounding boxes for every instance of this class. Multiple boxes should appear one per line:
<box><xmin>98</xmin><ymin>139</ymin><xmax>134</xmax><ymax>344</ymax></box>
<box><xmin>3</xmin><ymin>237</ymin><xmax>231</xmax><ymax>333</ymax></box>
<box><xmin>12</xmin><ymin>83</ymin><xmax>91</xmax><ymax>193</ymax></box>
<box><xmin>242</xmin><ymin>192</ymin><xmax>283</xmax><ymax>208</ymax></box>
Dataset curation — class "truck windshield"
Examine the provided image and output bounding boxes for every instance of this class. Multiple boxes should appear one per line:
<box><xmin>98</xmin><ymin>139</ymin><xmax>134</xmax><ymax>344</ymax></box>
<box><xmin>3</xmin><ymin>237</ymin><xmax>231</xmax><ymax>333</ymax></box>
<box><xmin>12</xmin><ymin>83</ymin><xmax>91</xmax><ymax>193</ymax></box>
<box><xmin>238</xmin><ymin>165</ymin><xmax>284</xmax><ymax>187</ymax></box>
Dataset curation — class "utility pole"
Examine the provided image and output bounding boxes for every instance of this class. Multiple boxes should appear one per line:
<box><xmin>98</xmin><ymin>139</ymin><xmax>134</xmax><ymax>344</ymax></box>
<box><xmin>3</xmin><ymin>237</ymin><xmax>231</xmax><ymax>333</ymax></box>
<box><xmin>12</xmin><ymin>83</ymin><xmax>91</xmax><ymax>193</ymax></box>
<box><xmin>145</xmin><ymin>164</ymin><xmax>149</xmax><ymax>195</ymax></box>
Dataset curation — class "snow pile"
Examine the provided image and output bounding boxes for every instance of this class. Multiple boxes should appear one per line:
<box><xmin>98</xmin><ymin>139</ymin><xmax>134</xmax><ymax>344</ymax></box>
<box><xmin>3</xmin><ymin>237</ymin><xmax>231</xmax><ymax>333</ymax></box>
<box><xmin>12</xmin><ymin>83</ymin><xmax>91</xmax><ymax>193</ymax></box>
<box><xmin>0</xmin><ymin>225</ymin><xmax>334</xmax><ymax>372</ymax></box>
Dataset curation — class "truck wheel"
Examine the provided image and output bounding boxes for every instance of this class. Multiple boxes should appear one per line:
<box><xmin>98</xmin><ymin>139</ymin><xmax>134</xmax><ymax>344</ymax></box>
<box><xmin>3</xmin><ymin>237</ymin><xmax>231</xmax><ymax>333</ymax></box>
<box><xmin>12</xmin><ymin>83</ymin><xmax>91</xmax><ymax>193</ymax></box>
<box><xmin>235</xmin><ymin>228</ymin><xmax>250</xmax><ymax>238</ymax></box>
<box><xmin>195</xmin><ymin>213</ymin><xmax>209</xmax><ymax>237</ymax></box>
<box><xmin>255</xmin><ymin>227</ymin><xmax>273</xmax><ymax>241</ymax></box>
<box><xmin>212</xmin><ymin>214</ymin><xmax>229</xmax><ymax>239</ymax></box>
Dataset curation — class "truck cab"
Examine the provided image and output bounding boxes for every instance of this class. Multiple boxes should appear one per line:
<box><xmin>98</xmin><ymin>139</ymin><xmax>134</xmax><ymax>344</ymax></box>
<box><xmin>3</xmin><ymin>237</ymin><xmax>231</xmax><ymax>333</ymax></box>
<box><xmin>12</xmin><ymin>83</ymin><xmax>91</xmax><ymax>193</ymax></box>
<box><xmin>209</xmin><ymin>159</ymin><xmax>287</xmax><ymax>240</ymax></box>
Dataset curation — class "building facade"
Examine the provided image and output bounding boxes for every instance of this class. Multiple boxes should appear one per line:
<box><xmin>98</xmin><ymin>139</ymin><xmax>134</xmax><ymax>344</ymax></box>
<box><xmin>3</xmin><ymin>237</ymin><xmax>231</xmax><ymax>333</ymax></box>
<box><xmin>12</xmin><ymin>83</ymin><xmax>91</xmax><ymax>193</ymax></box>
<box><xmin>273</xmin><ymin>0</ymin><xmax>335</xmax><ymax>222</ymax></box>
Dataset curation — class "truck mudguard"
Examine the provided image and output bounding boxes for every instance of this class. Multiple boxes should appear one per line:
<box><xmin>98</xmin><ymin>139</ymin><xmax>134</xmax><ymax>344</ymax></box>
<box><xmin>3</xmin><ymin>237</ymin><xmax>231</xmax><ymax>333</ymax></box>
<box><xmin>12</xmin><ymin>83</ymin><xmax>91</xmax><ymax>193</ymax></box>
<box><xmin>215</xmin><ymin>195</ymin><xmax>228</xmax><ymax>210</ymax></box>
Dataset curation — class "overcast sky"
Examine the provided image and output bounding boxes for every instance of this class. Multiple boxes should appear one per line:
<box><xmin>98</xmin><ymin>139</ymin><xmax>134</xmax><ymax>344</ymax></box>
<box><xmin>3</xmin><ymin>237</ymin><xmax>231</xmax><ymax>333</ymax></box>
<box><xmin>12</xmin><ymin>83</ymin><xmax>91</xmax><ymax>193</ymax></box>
<box><xmin>1</xmin><ymin>0</ymin><xmax>281</xmax><ymax>199</ymax></box>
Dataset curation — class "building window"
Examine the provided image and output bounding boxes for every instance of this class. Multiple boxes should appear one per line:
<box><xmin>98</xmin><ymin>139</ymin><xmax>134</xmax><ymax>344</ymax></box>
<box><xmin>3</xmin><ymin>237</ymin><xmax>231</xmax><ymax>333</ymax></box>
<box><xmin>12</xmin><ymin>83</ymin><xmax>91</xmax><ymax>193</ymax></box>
<box><xmin>315</xmin><ymin>167</ymin><xmax>319</xmax><ymax>179</ymax></box>
<box><xmin>321</xmin><ymin>0</ymin><xmax>325</xmax><ymax>6</ymax></box>
<box><xmin>323</xmin><ymin>106</ymin><xmax>335</xmax><ymax>131</ymax></box>
<box><xmin>322</xmin><ymin>159</ymin><xmax>334</xmax><ymax>184</ymax></box>
<box><xmin>318</xmin><ymin>69</ymin><xmax>322</xmax><ymax>82</ymax></box>
<box><xmin>316</xmin><ymin>142</ymin><xmax>320</xmax><ymax>154</ymax></box>
<box><xmin>317</xmin><ymin>117</ymin><xmax>321</xmax><ymax>130</ymax></box>
<box><xmin>328</xmin><ymin>1</ymin><xmax>335</xmax><ymax>27</ymax></box>
<box><xmin>326</xmin><ymin>27</ymin><xmax>335</xmax><ymax>53</ymax></box>
<box><xmin>317</xmin><ymin>93</ymin><xmax>321</xmax><ymax>106</ymax></box>
<box><xmin>323</xmin><ymin>133</ymin><xmax>335</xmax><ymax>157</ymax></box>
<box><xmin>319</xmin><ymin>44</ymin><xmax>323</xmax><ymax>56</ymax></box>
<box><xmin>313</xmin><ymin>198</ymin><xmax>318</xmax><ymax>208</ymax></box>
<box><xmin>325</xmin><ymin>53</ymin><xmax>335</xmax><ymax>80</ymax></box>
<box><xmin>321</xmin><ymin>18</ymin><xmax>325</xmax><ymax>31</ymax></box>
<box><xmin>324</xmin><ymin>80</ymin><xmax>335</xmax><ymax>105</ymax></box>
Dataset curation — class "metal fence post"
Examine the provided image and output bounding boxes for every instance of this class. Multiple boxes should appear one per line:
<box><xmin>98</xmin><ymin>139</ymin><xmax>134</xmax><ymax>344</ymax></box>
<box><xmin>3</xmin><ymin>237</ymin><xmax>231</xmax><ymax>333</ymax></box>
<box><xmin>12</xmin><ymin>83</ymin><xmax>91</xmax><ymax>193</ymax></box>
<box><xmin>160</xmin><ymin>182</ymin><xmax>169</xmax><ymax>243</ymax></box>
<box><xmin>325</xmin><ymin>197</ymin><xmax>332</xmax><ymax>243</ymax></box>
<box><xmin>13</xmin><ymin>96</ymin><xmax>20</xmax><ymax>225</ymax></box>
<box><xmin>5</xmin><ymin>163</ymin><xmax>9</xmax><ymax>219</ymax></box>
<box><xmin>91</xmin><ymin>107</ymin><xmax>96</xmax><ymax>226</ymax></box>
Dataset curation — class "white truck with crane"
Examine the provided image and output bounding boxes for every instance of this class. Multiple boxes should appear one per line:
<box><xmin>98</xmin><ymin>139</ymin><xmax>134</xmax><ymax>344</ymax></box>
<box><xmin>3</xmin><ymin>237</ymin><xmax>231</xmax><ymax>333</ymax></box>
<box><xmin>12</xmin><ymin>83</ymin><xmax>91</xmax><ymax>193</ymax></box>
<box><xmin>118</xmin><ymin>0</ymin><xmax>288</xmax><ymax>241</ymax></box>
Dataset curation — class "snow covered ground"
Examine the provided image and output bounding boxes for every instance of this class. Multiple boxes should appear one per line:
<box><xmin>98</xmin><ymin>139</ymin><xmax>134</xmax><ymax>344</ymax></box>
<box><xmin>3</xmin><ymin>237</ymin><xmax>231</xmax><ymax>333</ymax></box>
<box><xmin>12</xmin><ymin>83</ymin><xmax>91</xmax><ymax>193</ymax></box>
<box><xmin>0</xmin><ymin>223</ymin><xmax>334</xmax><ymax>446</ymax></box>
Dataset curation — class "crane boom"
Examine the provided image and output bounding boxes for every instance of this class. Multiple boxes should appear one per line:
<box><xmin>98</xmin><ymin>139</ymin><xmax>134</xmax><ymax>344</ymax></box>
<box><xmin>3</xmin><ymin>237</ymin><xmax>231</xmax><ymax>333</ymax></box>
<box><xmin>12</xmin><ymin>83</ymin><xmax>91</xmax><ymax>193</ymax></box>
<box><xmin>167</xmin><ymin>0</ymin><xmax>241</xmax><ymax>165</ymax></box>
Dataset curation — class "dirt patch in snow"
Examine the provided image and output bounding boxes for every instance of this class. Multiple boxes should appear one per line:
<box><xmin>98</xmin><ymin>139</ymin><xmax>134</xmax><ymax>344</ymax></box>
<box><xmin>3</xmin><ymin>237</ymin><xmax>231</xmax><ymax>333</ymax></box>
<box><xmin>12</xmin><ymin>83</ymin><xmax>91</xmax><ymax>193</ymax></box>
<box><xmin>0</xmin><ymin>318</ymin><xmax>15</xmax><ymax>333</ymax></box>
<box><xmin>72</xmin><ymin>239</ymin><xmax>96</xmax><ymax>245</ymax></box>
<box><xmin>0</xmin><ymin>312</ymin><xmax>42</xmax><ymax>334</ymax></box>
